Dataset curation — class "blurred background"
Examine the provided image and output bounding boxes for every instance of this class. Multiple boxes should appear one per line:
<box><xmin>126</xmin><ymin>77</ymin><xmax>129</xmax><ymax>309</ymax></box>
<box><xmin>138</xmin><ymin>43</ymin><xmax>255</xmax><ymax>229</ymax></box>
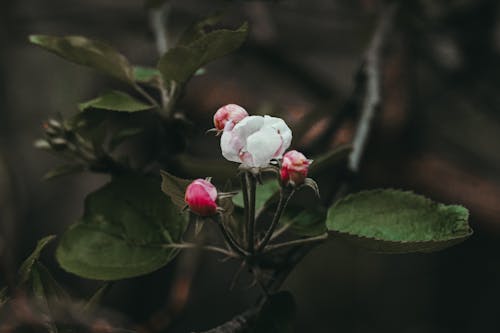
<box><xmin>1</xmin><ymin>0</ymin><xmax>500</xmax><ymax>332</ymax></box>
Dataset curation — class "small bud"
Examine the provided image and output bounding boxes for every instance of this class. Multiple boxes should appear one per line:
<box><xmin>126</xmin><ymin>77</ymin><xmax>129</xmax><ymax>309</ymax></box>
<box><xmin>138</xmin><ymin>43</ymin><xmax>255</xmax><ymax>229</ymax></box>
<box><xmin>184</xmin><ymin>179</ymin><xmax>218</xmax><ymax>216</ymax></box>
<box><xmin>280</xmin><ymin>150</ymin><xmax>312</xmax><ymax>186</ymax></box>
<box><xmin>49</xmin><ymin>137</ymin><xmax>68</xmax><ymax>151</ymax></box>
<box><xmin>34</xmin><ymin>139</ymin><xmax>51</xmax><ymax>150</ymax></box>
<box><xmin>213</xmin><ymin>104</ymin><xmax>249</xmax><ymax>132</ymax></box>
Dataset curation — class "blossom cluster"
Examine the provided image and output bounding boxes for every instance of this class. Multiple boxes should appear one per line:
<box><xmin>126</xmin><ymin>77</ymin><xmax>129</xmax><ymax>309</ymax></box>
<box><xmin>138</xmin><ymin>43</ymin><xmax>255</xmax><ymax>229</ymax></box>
<box><xmin>185</xmin><ymin>104</ymin><xmax>312</xmax><ymax>216</ymax></box>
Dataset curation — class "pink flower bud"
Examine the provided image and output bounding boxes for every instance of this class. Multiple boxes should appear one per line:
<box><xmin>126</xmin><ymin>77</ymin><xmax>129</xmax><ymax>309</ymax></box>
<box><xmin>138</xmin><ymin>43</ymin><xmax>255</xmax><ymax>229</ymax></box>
<box><xmin>184</xmin><ymin>179</ymin><xmax>218</xmax><ymax>216</ymax></box>
<box><xmin>280</xmin><ymin>150</ymin><xmax>312</xmax><ymax>186</ymax></box>
<box><xmin>213</xmin><ymin>104</ymin><xmax>249</xmax><ymax>131</ymax></box>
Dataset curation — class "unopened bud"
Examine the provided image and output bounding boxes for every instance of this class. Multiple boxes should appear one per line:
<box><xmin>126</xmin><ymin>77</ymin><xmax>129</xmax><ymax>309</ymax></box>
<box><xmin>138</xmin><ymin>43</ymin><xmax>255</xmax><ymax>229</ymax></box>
<box><xmin>280</xmin><ymin>150</ymin><xmax>312</xmax><ymax>186</ymax></box>
<box><xmin>213</xmin><ymin>104</ymin><xmax>248</xmax><ymax>132</ymax></box>
<box><xmin>184</xmin><ymin>179</ymin><xmax>218</xmax><ymax>216</ymax></box>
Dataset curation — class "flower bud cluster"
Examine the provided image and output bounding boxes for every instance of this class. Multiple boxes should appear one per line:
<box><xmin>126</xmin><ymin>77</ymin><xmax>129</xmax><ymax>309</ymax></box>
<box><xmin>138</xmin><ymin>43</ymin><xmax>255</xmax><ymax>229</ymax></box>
<box><xmin>184</xmin><ymin>104</ymin><xmax>316</xmax><ymax>217</ymax></box>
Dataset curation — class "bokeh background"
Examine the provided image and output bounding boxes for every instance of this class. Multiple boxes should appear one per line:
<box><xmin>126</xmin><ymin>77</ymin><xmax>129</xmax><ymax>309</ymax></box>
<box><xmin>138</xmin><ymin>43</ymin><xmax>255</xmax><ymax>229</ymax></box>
<box><xmin>1</xmin><ymin>0</ymin><xmax>500</xmax><ymax>332</ymax></box>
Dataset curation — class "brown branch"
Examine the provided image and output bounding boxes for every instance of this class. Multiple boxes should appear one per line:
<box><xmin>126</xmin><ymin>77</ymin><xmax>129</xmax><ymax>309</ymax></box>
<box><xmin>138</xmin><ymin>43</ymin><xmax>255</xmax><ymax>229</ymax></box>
<box><xmin>348</xmin><ymin>3</ymin><xmax>397</xmax><ymax>172</ymax></box>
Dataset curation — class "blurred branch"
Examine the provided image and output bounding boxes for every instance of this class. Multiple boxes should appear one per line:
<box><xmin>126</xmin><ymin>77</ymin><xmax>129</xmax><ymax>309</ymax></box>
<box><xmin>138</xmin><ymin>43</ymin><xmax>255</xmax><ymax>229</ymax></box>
<box><xmin>197</xmin><ymin>308</ymin><xmax>259</xmax><ymax>333</ymax></box>
<box><xmin>306</xmin><ymin>4</ymin><xmax>397</xmax><ymax>158</ymax></box>
<box><xmin>348</xmin><ymin>3</ymin><xmax>396</xmax><ymax>172</ymax></box>
<box><xmin>149</xmin><ymin>1</ymin><xmax>171</xmax><ymax>56</ymax></box>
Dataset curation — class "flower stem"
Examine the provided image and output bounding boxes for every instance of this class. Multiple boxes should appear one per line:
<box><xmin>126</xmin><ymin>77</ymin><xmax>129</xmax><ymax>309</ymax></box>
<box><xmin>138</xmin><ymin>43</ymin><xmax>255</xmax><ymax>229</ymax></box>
<box><xmin>217</xmin><ymin>215</ymin><xmax>249</xmax><ymax>257</ymax></box>
<box><xmin>246</xmin><ymin>172</ymin><xmax>257</xmax><ymax>253</ymax></box>
<box><xmin>240</xmin><ymin>172</ymin><xmax>250</xmax><ymax>246</ymax></box>
<box><xmin>263</xmin><ymin>233</ymin><xmax>328</xmax><ymax>253</ymax></box>
<box><xmin>163</xmin><ymin>243</ymin><xmax>237</xmax><ymax>258</ymax></box>
<box><xmin>133</xmin><ymin>83</ymin><xmax>159</xmax><ymax>107</ymax></box>
<box><xmin>256</xmin><ymin>188</ymin><xmax>294</xmax><ymax>252</ymax></box>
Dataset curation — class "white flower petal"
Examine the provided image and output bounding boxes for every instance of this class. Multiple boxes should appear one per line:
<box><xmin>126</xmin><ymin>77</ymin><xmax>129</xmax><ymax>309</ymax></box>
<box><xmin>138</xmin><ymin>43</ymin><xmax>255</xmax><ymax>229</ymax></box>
<box><xmin>232</xmin><ymin>116</ymin><xmax>264</xmax><ymax>139</ymax></box>
<box><xmin>245</xmin><ymin>126</ymin><xmax>282</xmax><ymax>167</ymax></box>
<box><xmin>220</xmin><ymin>127</ymin><xmax>243</xmax><ymax>163</ymax></box>
<box><xmin>263</xmin><ymin>116</ymin><xmax>292</xmax><ymax>157</ymax></box>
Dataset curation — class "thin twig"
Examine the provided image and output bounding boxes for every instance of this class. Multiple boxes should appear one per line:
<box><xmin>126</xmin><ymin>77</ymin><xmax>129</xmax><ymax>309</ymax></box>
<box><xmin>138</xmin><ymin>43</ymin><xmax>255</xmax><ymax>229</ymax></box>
<box><xmin>133</xmin><ymin>83</ymin><xmax>159</xmax><ymax>107</ymax></box>
<box><xmin>217</xmin><ymin>218</ymin><xmax>249</xmax><ymax>257</ymax></box>
<box><xmin>269</xmin><ymin>223</ymin><xmax>291</xmax><ymax>241</ymax></box>
<box><xmin>162</xmin><ymin>243</ymin><xmax>237</xmax><ymax>258</ymax></box>
<box><xmin>348</xmin><ymin>4</ymin><xmax>397</xmax><ymax>172</ymax></box>
<box><xmin>263</xmin><ymin>233</ymin><xmax>328</xmax><ymax>253</ymax></box>
<box><xmin>256</xmin><ymin>189</ymin><xmax>293</xmax><ymax>252</ymax></box>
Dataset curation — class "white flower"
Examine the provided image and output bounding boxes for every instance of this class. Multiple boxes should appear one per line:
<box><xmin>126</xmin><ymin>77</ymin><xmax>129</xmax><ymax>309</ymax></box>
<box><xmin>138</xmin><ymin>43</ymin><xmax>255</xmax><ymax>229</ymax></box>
<box><xmin>220</xmin><ymin>115</ymin><xmax>292</xmax><ymax>167</ymax></box>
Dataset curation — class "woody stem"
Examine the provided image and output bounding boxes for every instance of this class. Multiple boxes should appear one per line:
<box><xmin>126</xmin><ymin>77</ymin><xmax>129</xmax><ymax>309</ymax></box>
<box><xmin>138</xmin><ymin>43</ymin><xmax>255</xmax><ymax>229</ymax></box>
<box><xmin>246</xmin><ymin>172</ymin><xmax>257</xmax><ymax>254</ymax></box>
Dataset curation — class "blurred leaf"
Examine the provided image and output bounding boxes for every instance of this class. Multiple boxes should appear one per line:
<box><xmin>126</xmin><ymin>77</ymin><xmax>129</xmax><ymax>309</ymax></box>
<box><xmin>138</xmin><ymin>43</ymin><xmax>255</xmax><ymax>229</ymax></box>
<box><xmin>56</xmin><ymin>175</ymin><xmax>187</xmax><ymax>280</ymax></box>
<box><xmin>78</xmin><ymin>91</ymin><xmax>154</xmax><ymax>112</ymax></box>
<box><xmin>133</xmin><ymin>66</ymin><xmax>160</xmax><ymax>83</ymax></box>
<box><xmin>233</xmin><ymin>180</ymin><xmax>280</xmax><ymax>213</ymax></box>
<box><xmin>43</xmin><ymin>164</ymin><xmax>85</xmax><ymax>180</ymax></box>
<box><xmin>109</xmin><ymin>128</ymin><xmax>143</xmax><ymax>151</ymax></box>
<box><xmin>160</xmin><ymin>170</ymin><xmax>192</xmax><ymax>209</ymax></box>
<box><xmin>326</xmin><ymin>189</ymin><xmax>472</xmax><ymax>253</ymax></box>
<box><xmin>19</xmin><ymin>235</ymin><xmax>56</xmax><ymax>284</ymax></box>
<box><xmin>158</xmin><ymin>23</ymin><xmax>248</xmax><ymax>85</ymax></box>
<box><xmin>29</xmin><ymin>35</ymin><xmax>134</xmax><ymax>83</ymax></box>
<box><xmin>31</xmin><ymin>262</ymin><xmax>70</xmax><ymax>302</ymax></box>
<box><xmin>309</xmin><ymin>144</ymin><xmax>352</xmax><ymax>177</ymax></box>
<box><xmin>84</xmin><ymin>282</ymin><xmax>111</xmax><ymax>312</ymax></box>
<box><xmin>280</xmin><ymin>205</ymin><xmax>327</xmax><ymax>237</ymax></box>
<box><xmin>251</xmin><ymin>291</ymin><xmax>296</xmax><ymax>333</ymax></box>
<box><xmin>0</xmin><ymin>287</ymin><xmax>8</xmax><ymax>307</ymax></box>
<box><xmin>177</xmin><ymin>12</ymin><xmax>224</xmax><ymax>46</ymax></box>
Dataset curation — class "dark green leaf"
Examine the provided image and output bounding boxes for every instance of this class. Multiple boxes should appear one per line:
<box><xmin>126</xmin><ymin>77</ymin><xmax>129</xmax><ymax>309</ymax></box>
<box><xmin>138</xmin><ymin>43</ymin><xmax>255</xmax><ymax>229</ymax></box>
<box><xmin>31</xmin><ymin>262</ymin><xmax>70</xmax><ymax>302</ymax></box>
<box><xmin>0</xmin><ymin>287</ymin><xmax>8</xmax><ymax>307</ymax></box>
<box><xmin>326</xmin><ymin>189</ymin><xmax>472</xmax><ymax>253</ymax></box>
<box><xmin>19</xmin><ymin>235</ymin><xmax>56</xmax><ymax>284</ymax></box>
<box><xmin>252</xmin><ymin>291</ymin><xmax>296</xmax><ymax>333</ymax></box>
<box><xmin>158</xmin><ymin>23</ymin><xmax>248</xmax><ymax>85</ymax></box>
<box><xmin>177</xmin><ymin>12</ymin><xmax>224</xmax><ymax>46</ymax></box>
<box><xmin>78</xmin><ymin>91</ymin><xmax>154</xmax><ymax>112</ymax></box>
<box><xmin>29</xmin><ymin>35</ymin><xmax>134</xmax><ymax>83</ymax></box>
<box><xmin>109</xmin><ymin>128</ymin><xmax>143</xmax><ymax>151</ymax></box>
<box><xmin>43</xmin><ymin>164</ymin><xmax>85</xmax><ymax>180</ymax></box>
<box><xmin>280</xmin><ymin>205</ymin><xmax>327</xmax><ymax>237</ymax></box>
<box><xmin>133</xmin><ymin>66</ymin><xmax>160</xmax><ymax>83</ymax></box>
<box><xmin>160</xmin><ymin>170</ymin><xmax>192</xmax><ymax>209</ymax></box>
<box><xmin>56</xmin><ymin>175</ymin><xmax>188</xmax><ymax>280</ymax></box>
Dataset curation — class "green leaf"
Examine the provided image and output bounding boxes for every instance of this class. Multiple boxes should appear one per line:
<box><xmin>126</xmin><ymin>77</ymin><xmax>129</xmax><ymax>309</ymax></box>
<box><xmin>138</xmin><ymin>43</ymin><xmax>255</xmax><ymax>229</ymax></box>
<box><xmin>0</xmin><ymin>287</ymin><xmax>9</xmax><ymax>307</ymax></box>
<box><xmin>31</xmin><ymin>262</ymin><xmax>70</xmax><ymax>302</ymax></box>
<box><xmin>326</xmin><ymin>189</ymin><xmax>472</xmax><ymax>253</ymax></box>
<box><xmin>19</xmin><ymin>235</ymin><xmax>56</xmax><ymax>284</ymax></box>
<box><xmin>177</xmin><ymin>12</ymin><xmax>224</xmax><ymax>46</ymax></box>
<box><xmin>233</xmin><ymin>180</ymin><xmax>280</xmax><ymax>213</ymax></box>
<box><xmin>43</xmin><ymin>164</ymin><xmax>85</xmax><ymax>180</ymax></box>
<box><xmin>109</xmin><ymin>127</ymin><xmax>143</xmax><ymax>151</ymax></box>
<box><xmin>78</xmin><ymin>91</ymin><xmax>154</xmax><ymax>112</ymax></box>
<box><xmin>133</xmin><ymin>66</ymin><xmax>160</xmax><ymax>83</ymax></box>
<box><xmin>160</xmin><ymin>170</ymin><xmax>192</xmax><ymax>209</ymax></box>
<box><xmin>158</xmin><ymin>23</ymin><xmax>248</xmax><ymax>85</ymax></box>
<box><xmin>29</xmin><ymin>35</ymin><xmax>134</xmax><ymax>83</ymax></box>
<box><xmin>252</xmin><ymin>291</ymin><xmax>296</xmax><ymax>333</ymax></box>
<box><xmin>56</xmin><ymin>175</ymin><xmax>188</xmax><ymax>280</ymax></box>
<box><xmin>280</xmin><ymin>205</ymin><xmax>327</xmax><ymax>237</ymax></box>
